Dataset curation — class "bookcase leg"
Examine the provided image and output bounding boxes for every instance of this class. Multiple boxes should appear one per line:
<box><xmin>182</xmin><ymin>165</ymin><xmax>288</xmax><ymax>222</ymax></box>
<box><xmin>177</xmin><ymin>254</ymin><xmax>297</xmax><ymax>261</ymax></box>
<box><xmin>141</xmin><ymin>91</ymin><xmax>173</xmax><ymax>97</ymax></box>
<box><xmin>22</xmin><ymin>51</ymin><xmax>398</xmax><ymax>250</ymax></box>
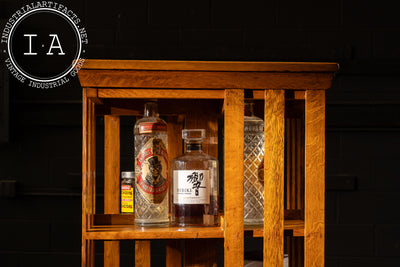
<box><xmin>184</xmin><ymin>240</ymin><xmax>217</xmax><ymax>267</ymax></box>
<box><xmin>135</xmin><ymin>240</ymin><xmax>151</xmax><ymax>267</ymax></box>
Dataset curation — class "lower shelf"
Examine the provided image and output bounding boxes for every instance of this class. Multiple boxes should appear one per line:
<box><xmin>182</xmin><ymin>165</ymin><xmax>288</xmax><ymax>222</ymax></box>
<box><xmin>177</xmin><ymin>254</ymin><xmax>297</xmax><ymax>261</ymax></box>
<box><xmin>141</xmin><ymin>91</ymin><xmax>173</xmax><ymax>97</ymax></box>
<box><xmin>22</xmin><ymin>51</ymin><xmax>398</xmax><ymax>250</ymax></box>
<box><xmin>85</xmin><ymin>219</ymin><xmax>304</xmax><ymax>240</ymax></box>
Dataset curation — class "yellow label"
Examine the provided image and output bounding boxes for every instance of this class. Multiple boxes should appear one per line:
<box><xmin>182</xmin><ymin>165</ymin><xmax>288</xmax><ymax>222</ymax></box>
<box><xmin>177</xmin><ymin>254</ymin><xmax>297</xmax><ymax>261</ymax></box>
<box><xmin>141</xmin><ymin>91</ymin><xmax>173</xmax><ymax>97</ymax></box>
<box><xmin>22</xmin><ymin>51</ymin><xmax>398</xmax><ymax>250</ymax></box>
<box><xmin>121</xmin><ymin>185</ymin><xmax>134</xmax><ymax>213</ymax></box>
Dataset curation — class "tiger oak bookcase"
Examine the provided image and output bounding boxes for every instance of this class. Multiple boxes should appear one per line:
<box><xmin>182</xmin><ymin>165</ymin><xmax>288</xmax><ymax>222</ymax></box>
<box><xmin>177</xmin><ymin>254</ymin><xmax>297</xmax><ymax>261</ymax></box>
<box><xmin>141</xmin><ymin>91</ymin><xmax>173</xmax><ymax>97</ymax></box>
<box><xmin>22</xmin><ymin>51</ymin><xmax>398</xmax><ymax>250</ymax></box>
<box><xmin>78</xmin><ymin>60</ymin><xmax>338</xmax><ymax>267</ymax></box>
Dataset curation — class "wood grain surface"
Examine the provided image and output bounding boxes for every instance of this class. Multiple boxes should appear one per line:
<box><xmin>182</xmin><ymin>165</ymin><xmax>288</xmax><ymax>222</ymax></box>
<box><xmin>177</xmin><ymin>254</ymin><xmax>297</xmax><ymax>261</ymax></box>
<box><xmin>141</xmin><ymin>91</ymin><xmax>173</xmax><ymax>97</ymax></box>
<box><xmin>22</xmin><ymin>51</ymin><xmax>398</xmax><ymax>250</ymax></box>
<box><xmin>264</xmin><ymin>90</ymin><xmax>285</xmax><ymax>267</ymax></box>
<box><xmin>305</xmin><ymin>90</ymin><xmax>325</xmax><ymax>267</ymax></box>
<box><xmin>85</xmin><ymin>220</ymin><xmax>304</xmax><ymax>240</ymax></box>
<box><xmin>88</xmin><ymin>99</ymin><xmax>96</xmax><ymax>267</ymax></box>
<box><xmin>88</xmin><ymin>100</ymin><xmax>96</xmax><ymax>228</ymax></box>
<box><xmin>86</xmin><ymin>88</ymin><xmax>102</xmax><ymax>104</ymax></box>
<box><xmin>166</xmin><ymin>115</ymin><xmax>183</xmax><ymax>267</ymax></box>
<box><xmin>224</xmin><ymin>89</ymin><xmax>244</xmax><ymax>267</ymax></box>
<box><xmin>184</xmin><ymin>240</ymin><xmax>218</xmax><ymax>267</ymax></box>
<box><xmin>82</xmin><ymin>88</ymin><xmax>89</xmax><ymax>267</ymax></box>
<box><xmin>286</xmin><ymin>106</ymin><xmax>306</xmax><ymax>267</ymax></box>
<box><xmin>82</xmin><ymin>91</ymin><xmax>96</xmax><ymax>267</ymax></box>
<box><xmin>166</xmin><ymin>240</ymin><xmax>182</xmax><ymax>267</ymax></box>
<box><xmin>135</xmin><ymin>241</ymin><xmax>151</xmax><ymax>267</ymax></box>
<box><xmin>79</xmin><ymin>69</ymin><xmax>334</xmax><ymax>90</ymax></box>
<box><xmin>93</xmin><ymin>210</ymin><xmax>302</xmax><ymax>226</ymax></box>
<box><xmin>184</xmin><ymin>100</ymin><xmax>219</xmax><ymax>157</ymax></box>
<box><xmin>104</xmin><ymin>115</ymin><xmax>120</xmax><ymax>267</ymax></box>
<box><xmin>98</xmin><ymin>89</ymin><xmax>225</xmax><ymax>99</ymax></box>
<box><xmin>81</xmin><ymin>59</ymin><xmax>338</xmax><ymax>72</ymax></box>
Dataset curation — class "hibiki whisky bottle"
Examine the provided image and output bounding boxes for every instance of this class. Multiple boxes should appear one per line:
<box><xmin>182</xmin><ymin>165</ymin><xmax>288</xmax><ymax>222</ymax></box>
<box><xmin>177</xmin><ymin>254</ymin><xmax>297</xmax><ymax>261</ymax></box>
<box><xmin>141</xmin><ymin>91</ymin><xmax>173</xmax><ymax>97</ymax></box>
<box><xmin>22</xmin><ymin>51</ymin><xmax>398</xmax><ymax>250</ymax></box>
<box><xmin>244</xmin><ymin>100</ymin><xmax>265</xmax><ymax>226</ymax></box>
<box><xmin>171</xmin><ymin>129</ymin><xmax>219</xmax><ymax>226</ymax></box>
<box><xmin>134</xmin><ymin>101</ymin><xmax>169</xmax><ymax>226</ymax></box>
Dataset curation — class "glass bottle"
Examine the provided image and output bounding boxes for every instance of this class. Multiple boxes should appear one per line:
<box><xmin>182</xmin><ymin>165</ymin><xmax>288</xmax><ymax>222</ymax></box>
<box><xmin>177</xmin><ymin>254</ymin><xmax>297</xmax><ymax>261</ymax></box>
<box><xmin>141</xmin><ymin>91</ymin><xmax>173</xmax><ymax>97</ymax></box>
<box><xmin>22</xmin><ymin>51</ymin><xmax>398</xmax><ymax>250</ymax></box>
<box><xmin>134</xmin><ymin>101</ymin><xmax>169</xmax><ymax>226</ymax></box>
<box><xmin>171</xmin><ymin>129</ymin><xmax>219</xmax><ymax>226</ymax></box>
<box><xmin>121</xmin><ymin>171</ymin><xmax>134</xmax><ymax>214</ymax></box>
<box><xmin>244</xmin><ymin>101</ymin><xmax>265</xmax><ymax>226</ymax></box>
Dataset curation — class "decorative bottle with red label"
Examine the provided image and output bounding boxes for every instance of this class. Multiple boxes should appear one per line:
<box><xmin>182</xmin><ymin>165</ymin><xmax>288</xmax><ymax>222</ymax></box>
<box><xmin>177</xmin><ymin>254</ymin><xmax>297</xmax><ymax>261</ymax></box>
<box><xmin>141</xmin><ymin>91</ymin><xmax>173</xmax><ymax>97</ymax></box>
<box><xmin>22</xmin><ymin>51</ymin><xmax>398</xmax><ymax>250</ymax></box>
<box><xmin>134</xmin><ymin>101</ymin><xmax>169</xmax><ymax>226</ymax></box>
<box><xmin>170</xmin><ymin>129</ymin><xmax>219</xmax><ymax>226</ymax></box>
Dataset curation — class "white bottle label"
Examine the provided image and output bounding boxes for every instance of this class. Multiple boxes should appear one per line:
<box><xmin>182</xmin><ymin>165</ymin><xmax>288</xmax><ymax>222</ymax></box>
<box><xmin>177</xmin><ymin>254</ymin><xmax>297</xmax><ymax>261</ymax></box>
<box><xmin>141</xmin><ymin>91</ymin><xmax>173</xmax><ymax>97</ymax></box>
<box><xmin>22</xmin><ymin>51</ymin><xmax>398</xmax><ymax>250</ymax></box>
<box><xmin>173</xmin><ymin>170</ymin><xmax>210</xmax><ymax>204</ymax></box>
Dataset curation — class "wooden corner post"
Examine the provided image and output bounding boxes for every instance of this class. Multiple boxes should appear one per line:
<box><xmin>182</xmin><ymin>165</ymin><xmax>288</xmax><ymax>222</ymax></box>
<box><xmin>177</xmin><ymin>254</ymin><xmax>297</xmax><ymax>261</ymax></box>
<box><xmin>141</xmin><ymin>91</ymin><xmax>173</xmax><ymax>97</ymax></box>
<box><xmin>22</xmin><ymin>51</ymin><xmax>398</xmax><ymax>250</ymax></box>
<box><xmin>305</xmin><ymin>90</ymin><xmax>325</xmax><ymax>267</ymax></box>
<box><xmin>82</xmin><ymin>88</ymin><xmax>96</xmax><ymax>267</ymax></box>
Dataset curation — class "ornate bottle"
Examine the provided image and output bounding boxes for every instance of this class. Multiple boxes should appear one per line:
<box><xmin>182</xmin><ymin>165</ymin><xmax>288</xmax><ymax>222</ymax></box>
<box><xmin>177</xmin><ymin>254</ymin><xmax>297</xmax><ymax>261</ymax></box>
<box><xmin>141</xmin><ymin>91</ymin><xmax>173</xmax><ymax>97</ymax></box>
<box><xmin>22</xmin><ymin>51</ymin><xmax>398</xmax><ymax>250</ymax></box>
<box><xmin>134</xmin><ymin>101</ymin><xmax>169</xmax><ymax>226</ymax></box>
<box><xmin>244</xmin><ymin>101</ymin><xmax>265</xmax><ymax>225</ymax></box>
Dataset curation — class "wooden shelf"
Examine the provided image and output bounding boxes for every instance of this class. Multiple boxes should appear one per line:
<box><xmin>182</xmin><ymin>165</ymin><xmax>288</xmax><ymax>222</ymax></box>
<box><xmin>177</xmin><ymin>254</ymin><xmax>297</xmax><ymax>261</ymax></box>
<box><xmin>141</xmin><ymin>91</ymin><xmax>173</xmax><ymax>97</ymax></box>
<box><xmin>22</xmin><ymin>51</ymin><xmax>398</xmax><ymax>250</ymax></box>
<box><xmin>85</xmin><ymin>220</ymin><xmax>304</xmax><ymax>240</ymax></box>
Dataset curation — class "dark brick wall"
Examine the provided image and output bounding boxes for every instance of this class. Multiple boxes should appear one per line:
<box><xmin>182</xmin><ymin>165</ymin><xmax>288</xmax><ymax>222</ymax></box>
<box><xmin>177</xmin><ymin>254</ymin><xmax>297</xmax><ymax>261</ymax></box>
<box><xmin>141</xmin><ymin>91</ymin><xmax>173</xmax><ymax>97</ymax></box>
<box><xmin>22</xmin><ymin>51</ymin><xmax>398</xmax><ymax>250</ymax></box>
<box><xmin>1</xmin><ymin>0</ymin><xmax>399</xmax><ymax>266</ymax></box>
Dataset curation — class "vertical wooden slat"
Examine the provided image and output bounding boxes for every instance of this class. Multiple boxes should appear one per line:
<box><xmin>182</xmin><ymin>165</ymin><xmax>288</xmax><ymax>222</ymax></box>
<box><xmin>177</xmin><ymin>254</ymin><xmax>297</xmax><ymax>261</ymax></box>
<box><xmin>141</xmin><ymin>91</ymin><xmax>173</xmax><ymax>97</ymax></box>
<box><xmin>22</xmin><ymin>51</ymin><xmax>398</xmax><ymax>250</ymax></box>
<box><xmin>286</xmin><ymin>119</ymin><xmax>291</xmax><ymax>209</ymax></box>
<box><xmin>166</xmin><ymin>240</ymin><xmax>182</xmax><ymax>267</ymax></box>
<box><xmin>224</xmin><ymin>89</ymin><xmax>244</xmax><ymax>267</ymax></box>
<box><xmin>264</xmin><ymin>90</ymin><xmax>285</xmax><ymax>267</ymax></box>
<box><xmin>104</xmin><ymin>115</ymin><xmax>120</xmax><ymax>267</ymax></box>
<box><xmin>184</xmin><ymin>240</ymin><xmax>218</xmax><ymax>267</ymax></box>
<box><xmin>296</xmin><ymin>118</ymin><xmax>304</xmax><ymax>212</ymax></box>
<box><xmin>298</xmin><ymin>237</ymin><xmax>304</xmax><ymax>267</ymax></box>
<box><xmin>166</xmin><ymin>115</ymin><xmax>183</xmax><ymax>267</ymax></box>
<box><xmin>304</xmin><ymin>90</ymin><xmax>325</xmax><ymax>267</ymax></box>
<box><xmin>286</xmin><ymin>100</ymin><xmax>305</xmax><ymax>267</ymax></box>
<box><xmin>291</xmin><ymin>120</ymin><xmax>296</xmax><ymax>209</ymax></box>
<box><xmin>184</xmin><ymin>99</ymin><xmax>219</xmax><ymax>157</ymax></box>
<box><xmin>184</xmin><ymin>99</ymin><xmax>219</xmax><ymax>267</ymax></box>
<box><xmin>286</xmin><ymin>117</ymin><xmax>303</xmax><ymax>212</ymax></box>
<box><xmin>135</xmin><ymin>241</ymin><xmax>151</xmax><ymax>267</ymax></box>
<box><xmin>287</xmin><ymin>118</ymin><xmax>295</xmax><ymax>267</ymax></box>
<box><xmin>290</xmin><ymin>237</ymin><xmax>295</xmax><ymax>267</ymax></box>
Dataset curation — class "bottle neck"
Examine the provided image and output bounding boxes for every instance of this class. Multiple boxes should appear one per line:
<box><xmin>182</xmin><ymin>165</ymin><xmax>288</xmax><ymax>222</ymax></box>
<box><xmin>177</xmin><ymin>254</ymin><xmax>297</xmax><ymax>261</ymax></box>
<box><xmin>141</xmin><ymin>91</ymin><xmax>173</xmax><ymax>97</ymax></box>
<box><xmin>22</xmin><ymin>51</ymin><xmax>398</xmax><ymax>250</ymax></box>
<box><xmin>144</xmin><ymin>102</ymin><xmax>158</xmax><ymax>117</ymax></box>
<box><xmin>244</xmin><ymin>102</ymin><xmax>254</xmax><ymax>116</ymax></box>
<box><xmin>186</xmin><ymin>142</ymin><xmax>203</xmax><ymax>152</ymax></box>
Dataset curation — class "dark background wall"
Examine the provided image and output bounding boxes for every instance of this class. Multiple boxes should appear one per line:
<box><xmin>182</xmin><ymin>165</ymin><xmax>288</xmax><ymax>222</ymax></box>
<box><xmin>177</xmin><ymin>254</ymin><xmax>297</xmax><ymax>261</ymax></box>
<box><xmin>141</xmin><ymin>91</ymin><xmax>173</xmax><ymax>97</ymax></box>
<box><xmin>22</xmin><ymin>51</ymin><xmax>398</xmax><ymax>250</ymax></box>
<box><xmin>1</xmin><ymin>0</ymin><xmax>399</xmax><ymax>266</ymax></box>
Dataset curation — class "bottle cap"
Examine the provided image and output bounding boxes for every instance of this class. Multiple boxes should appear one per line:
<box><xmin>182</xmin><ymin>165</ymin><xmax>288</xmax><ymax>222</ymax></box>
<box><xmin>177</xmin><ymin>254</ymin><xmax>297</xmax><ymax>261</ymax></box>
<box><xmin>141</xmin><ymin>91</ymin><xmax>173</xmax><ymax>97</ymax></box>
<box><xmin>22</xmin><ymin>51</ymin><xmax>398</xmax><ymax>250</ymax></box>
<box><xmin>121</xmin><ymin>171</ymin><xmax>135</xmax><ymax>179</ymax></box>
<box><xmin>182</xmin><ymin>129</ymin><xmax>206</xmax><ymax>141</ymax></box>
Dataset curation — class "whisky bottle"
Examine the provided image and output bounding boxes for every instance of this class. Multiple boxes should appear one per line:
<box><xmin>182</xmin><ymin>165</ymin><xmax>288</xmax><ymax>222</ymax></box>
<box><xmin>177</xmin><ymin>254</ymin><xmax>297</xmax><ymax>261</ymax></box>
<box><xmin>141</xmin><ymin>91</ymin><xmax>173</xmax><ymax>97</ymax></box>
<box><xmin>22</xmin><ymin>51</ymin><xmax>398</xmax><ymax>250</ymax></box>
<box><xmin>134</xmin><ymin>101</ymin><xmax>169</xmax><ymax>226</ymax></box>
<box><xmin>171</xmin><ymin>129</ymin><xmax>219</xmax><ymax>226</ymax></box>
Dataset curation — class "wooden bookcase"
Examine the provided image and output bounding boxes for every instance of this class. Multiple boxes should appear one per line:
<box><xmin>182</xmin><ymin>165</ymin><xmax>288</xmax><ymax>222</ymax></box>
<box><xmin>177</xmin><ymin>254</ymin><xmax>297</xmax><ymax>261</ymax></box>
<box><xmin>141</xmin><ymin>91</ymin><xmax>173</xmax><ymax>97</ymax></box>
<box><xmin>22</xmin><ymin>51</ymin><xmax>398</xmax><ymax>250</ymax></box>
<box><xmin>78</xmin><ymin>60</ymin><xmax>338</xmax><ymax>267</ymax></box>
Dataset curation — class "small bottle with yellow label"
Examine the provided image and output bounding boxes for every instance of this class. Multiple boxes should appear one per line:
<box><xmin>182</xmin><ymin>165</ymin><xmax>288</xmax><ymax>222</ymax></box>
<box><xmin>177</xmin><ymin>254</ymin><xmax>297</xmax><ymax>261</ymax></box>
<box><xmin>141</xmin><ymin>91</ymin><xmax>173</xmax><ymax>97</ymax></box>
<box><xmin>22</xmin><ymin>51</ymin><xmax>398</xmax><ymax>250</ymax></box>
<box><xmin>121</xmin><ymin>171</ymin><xmax>134</xmax><ymax>214</ymax></box>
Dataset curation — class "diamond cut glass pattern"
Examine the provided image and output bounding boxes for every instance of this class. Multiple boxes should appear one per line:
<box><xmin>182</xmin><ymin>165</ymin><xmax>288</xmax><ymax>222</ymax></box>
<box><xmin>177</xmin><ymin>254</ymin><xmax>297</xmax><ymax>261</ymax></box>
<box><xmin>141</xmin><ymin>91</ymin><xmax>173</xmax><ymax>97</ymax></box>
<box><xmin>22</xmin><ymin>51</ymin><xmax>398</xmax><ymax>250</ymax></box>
<box><xmin>244</xmin><ymin>102</ymin><xmax>265</xmax><ymax>226</ymax></box>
